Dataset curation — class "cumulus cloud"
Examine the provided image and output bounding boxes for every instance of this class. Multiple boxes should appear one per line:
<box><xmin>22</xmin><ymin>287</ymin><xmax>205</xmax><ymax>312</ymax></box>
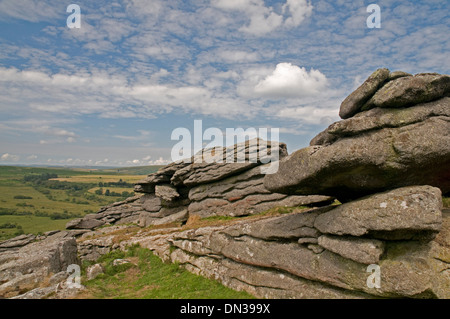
<box><xmin>253</xmin><ymin>63</ymin><xmax>328</xmax><ymax>98</ymax></box>
<box><xmin>148</xmin><ymin>157</ymin><xmax>169</xmax><ymax>165</ymax></box>
<box><xmin>1</xmin><ymin>153</ymin><xmax>20</xmax><ymax>162</ymax></box>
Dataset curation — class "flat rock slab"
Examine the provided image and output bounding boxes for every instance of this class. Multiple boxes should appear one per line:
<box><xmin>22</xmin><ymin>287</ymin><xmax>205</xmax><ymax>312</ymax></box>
<box><xmin>318</xmin><ymin>235</ymin><xmax>385</xmax><ymax>265</ymax></box>
<box><xmin>313</xmin><ymin>186</ymin><xmax>442</xmax><ymax>240</ymax></box>
<box><xmin>0</xmin><ymin>234</ymin><xmax>36</xmax><ymax>252</ymax></box>
<box><xmin>66</xmin><ymin>217</ymin><xmax>105</xmax><ymax>230</ymax></box>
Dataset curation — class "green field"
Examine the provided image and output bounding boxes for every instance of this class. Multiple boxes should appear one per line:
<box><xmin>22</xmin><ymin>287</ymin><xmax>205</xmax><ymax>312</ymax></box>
<box><xmin>0</xmin><ymin>165</ymin><xmax>163</xmax><ymax>241</ymax></box>
<box><xmin>78</xmin><ymin>245</ymin><xmax>253</xmax><ymax>299</ymax></box>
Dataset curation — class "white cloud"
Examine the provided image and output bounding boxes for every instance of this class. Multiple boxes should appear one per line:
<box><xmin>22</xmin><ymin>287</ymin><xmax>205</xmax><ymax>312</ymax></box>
<box><xmin>276</xmin><ymin>105</ymin><xmax>339</xmax><ymax>125</ymax></box>
<box><xmin>217</xmin><ymin>50</ymin><xmax>260</xmax><ymax>63</ymax></box>
<box><xmin>0</xmin><ymin>0</ymin><xmax>63</xmax><ymax>22</ymax></box>
<box><xmin>38</xmin><ymin>126</ymin><xmax>76</xmax><ymax>138</ymax></box>
<box><xmin>27</xmin><ymin>154</ymin><xmax>38</xmax><ymax>160</ymax></box>
<box><xmin>283</xmin><ymin>0</ymin><xmax>314</xmax><ymax>27</ymax></box>
<box><xmin>147</xmin><ymin>157</ymin><xmax>169</xmax><ymax>165</ymax></box>
<box><xmin>253</xmin><ymin>63</ymin><xmax>328</xmax><ymax>98</ymax></box>
<box><xmin>113</xmin><ymin>130</ymin><xmax>153</xmax><ymax>143</ymax></box>
<box><xmin>0</xmin><ymin>67</ymin><xmax>253</xmax><ymax>120</ymax></box>
<box><xmin>240</xmin><ymin>9</ymin><xmax>283</xmax><ymax>36</ymax></box>
<box><xmin>1</xmin><ymin>153</ymin><xmax>20</xmax><ymax>162</ymax></box>
<box><xmin>212</xmin><ymin>0</ymin><xmax>313</xmax><ymax>35</ymax></box>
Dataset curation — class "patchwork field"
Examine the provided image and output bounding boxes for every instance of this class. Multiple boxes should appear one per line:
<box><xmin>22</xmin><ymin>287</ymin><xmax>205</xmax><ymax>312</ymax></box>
<box><xmin>0</xmin><ymin>165</ymin><xmax>162</xmax><ymax>241</ymax></box>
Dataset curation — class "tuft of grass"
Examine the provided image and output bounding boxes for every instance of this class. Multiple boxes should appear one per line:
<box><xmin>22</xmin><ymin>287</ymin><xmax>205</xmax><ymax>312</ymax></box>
<box><xmin>181</xmin><ymin>206</ymin><xmax>312</xmax><ymax>231</ymax></box>
<box><xmin>78</xmin><ymin>245</ymin><xmax>254</xmax><ymax>299</ymax></box>
<box><xmin>201</xmin><ymin>215</ymin><xmax>236</xmax><ymax>222</ymax></box>
<box><xmin>443</xmin><ymin>197</ymin><xmax>450</xmax><ymax>208</ymax></box>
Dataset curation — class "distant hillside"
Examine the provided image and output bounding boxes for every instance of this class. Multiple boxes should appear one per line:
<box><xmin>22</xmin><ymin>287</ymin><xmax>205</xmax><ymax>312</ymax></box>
<box><xmin>97</xmin><ymin>165</ymin><xmax>164</xmax><ymax>175</ymax></box>
<box><xmin>0</xmin><ymin>165</ymin><xmax>164</xmax><ymax>177</ymax></box>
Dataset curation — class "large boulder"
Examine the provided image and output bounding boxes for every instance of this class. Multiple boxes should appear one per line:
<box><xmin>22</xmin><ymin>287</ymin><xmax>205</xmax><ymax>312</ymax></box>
<box><xmin>265</xmin><ymin>115</ymin><xmax>450</xmax><ymax>200</ymax></box>
<box><xmin>338</xmin><ymin>70</ymin><xmax>449</xmax><ymax>119</ymax></box>
<box><xmin>0</xmin><ymin>231</ymin><xmax>79</xmax><ymax>298</ymax></box>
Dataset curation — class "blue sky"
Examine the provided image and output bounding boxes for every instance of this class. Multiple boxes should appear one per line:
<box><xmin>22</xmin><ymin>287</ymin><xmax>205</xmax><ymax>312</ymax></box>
<box><xmin>0</xmin><ymin>0</ymin><xmax>449</xmax><ymax>167</ymax></box>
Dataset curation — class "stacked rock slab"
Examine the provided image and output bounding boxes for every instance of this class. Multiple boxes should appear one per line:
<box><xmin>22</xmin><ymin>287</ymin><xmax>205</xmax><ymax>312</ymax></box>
<box><xmin>164</xmin><ymin>186</ymin><xmax>447</xmax><ymax>298</ymax></box>
<box><xmin>67</xmin><ymin>139</ymin><xmax>333</xmax><ymax>230</ymax></box>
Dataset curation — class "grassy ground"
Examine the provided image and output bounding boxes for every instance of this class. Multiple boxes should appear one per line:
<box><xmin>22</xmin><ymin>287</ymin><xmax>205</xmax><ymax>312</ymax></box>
<box><xmin>78</xmin><ymin>245</ymin><xmax>254</xmax><ymax>299</ymax></box>
<box><xmin>0</xmin><ymin>215</ymin><xmax>69</xmax><ymax>237</ymax></box>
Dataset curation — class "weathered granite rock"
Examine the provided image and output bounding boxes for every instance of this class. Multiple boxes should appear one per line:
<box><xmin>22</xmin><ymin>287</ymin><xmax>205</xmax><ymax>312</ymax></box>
<box><xmin>155</xmin><ymin>184</ymin><xmax>180</xmax><ymax>202</ymax></box>
<box><xmin>188</xmin><ymin>165</ymin><xmax>333</xmax><ymax>217</ymax></box>
<box><xmin>134</xmin><ymin>161</ymin><xmax>187</xmax><ymax>193</ymax></box>
<box><xmin>0</xmin><ymin>231</ymin><xmax>79</xmax><ymax>298</ymax></box>
<box><xmin>170</xmin><ymin>139</ymin><xmax>287</xmax><ymax>187</ymax></box>
<box><xmin>339</xmin><ymin>68</ymin><xmax>390</xmax><ymax>119</ymax></box>
<box><xmin>170</xmin><ymin>224</ymin><xmax>447</xmax><ymax>298</ymax></box>
<box><xmin>313</xmin><ymin>186</ymin><xmax>442</xmax><ymax>240</ymax></box>
<box><xmin>139</xmin><ymin>209</ymin><xmax>188</xmax><ymax>227</ymax></box>
<box><xmin>313</xmin><ymin>97</ymin><xmax>450</xmax><ymax>145</ymax></box>
<box><xmin>0</xmin><ymin>234</ymin><xmax>36</xmax><ymax>252</ymax></box>
<box><xmin>169</xmin><ymin>248</ymin><xmax>370</xmax><ymax>299</ymax></box>
<box><xmin>66</xmin><ymin>215</ymin><xmax>105</xmax><ymax>230</ymax></box>
<box><xmin>318</xmin><ymin>235</ymin><xmax>385</xmax><ymax>264</ymax></box>
<box><xmin>70</xmin><ymin>138</ymin><xmax>329</xmax><ymax>228</ymax></box>
<box><xmin>134</xmin><ymin>139</ymin><xmax>287</xmax><ymax>192</ymax></box>
<box><xmin>68</xmin><ymin>196</ymin><xmax>449</xmax><ymax>299</ymax></box>
<box><xmin>86</xmin><ymin>264</ymin><xmax>104</xmax><ymax>280</ymax></box>
<box><xmin>141</xmin><ymin>194</ymin><xmax>162</xmax><ymax>212</ymax></box>
<box><xmin>388</xmin><ymin>71</ymin><xmax>411</xmax><ymax>81</ymax></box>
<box><xmin>363</xmin><ymin>73</ymin><xmax>450</xmax><ymax>111</ymax></box>
<box><xmin>218</xmin><ymin>206</ymin><xmax>332</xmax><ymax>240</ymax></box>
<box><xmin>266</xmin><ymin>117</ymin><xmax>450</xmax><ymax>200</ymax></box>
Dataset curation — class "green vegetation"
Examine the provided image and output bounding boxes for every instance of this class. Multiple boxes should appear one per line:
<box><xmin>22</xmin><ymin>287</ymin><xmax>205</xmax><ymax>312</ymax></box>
<box><xmin>80</xmin><ymin>245</ymin><xmax>254</xmax><ymax>299</ymax></box>
<box><xmin>443</xmin><ymin>197</ymin><xmax>450</xmax><ymax>208</ymax></box>
<box><xmin>0</xmin><ymin>165</ymin><xmax>163</xmax><ymax>241</ymax></box>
